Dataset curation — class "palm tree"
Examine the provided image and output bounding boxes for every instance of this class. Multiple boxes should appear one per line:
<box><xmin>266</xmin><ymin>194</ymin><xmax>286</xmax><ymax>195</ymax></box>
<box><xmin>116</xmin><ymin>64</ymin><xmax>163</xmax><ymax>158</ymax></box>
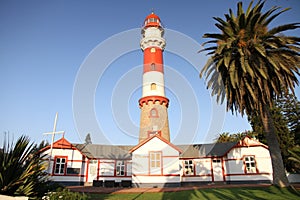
<box><xmin>200</xmin><ymin>0</ymin><xmax>300</xmax><ymax>187</ymax></box>
<box><xmin>215</xmin><ymin>132</ymin><xmax>232</xmax><ymax>143</ymax></box>
<box><xmin>288</xmin><ymin>146</ymin><xmax>300</xmax><ymax>172</ymax></box>
<box><xmin>0</xmin><ymin>135</ymin><xmax>48</xmax><ymax>197</ymax></box>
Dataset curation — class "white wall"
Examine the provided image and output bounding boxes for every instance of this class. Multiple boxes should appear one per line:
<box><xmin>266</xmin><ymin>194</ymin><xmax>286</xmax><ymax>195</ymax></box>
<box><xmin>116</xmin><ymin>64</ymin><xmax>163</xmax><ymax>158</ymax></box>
<box><xmin>132</xmin><ymin>137</ymin><xmax>180</xmax><ymax>185</ymax></box>
<box><xmin>225</xmin><ymin>146</ymin><xmax>272</xmax><ymax>182</ymax></box>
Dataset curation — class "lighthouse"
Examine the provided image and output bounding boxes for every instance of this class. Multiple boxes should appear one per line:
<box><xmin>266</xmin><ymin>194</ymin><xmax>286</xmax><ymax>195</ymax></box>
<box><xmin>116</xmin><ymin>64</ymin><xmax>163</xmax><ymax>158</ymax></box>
<box><xmin>139</xmin><ymin>12</ymin><xmax>170</xmax><ymax>142</ymax></box>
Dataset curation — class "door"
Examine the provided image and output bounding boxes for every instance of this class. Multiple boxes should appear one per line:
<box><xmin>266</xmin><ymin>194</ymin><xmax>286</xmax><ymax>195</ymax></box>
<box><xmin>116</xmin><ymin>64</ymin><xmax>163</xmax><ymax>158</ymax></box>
<box><xmin>88</xmin><ymin>160</ymin><xmax>98</xmax><ymax>182</ymax></box>
<box><xmin>212</xmin><ymin>158</ymin><xmax>223</xmax><ymax>182</ymax></box>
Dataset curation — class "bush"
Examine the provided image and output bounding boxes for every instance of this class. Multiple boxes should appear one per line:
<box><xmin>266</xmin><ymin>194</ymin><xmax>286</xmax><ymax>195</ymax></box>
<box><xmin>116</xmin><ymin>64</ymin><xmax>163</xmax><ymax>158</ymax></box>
<box><xmin>42</xmin><ymin>188</ymin><xmax>88</xmax><ymax>200</ymax></box>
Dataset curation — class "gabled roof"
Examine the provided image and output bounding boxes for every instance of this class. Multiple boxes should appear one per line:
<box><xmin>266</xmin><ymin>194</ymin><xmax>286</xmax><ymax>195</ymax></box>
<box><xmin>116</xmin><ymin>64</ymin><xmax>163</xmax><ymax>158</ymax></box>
<box><xmin>39</xmin><ymin>137</ymin><xmax>75</xmax><ymax>152</ymax></box>
<box><xmin>129</xmin><ymin>134</ymin><xmax>182</xmax><ymax>154</ymax></box>
<box><xmin>235</xmin><ymin>136</ymin><xmax>268</xmax><ymax>148</ymax></box>
<box><xmin>178</xmin><ymin>136</ymin><xmax>267</xmax><ymax>158</ymax></box>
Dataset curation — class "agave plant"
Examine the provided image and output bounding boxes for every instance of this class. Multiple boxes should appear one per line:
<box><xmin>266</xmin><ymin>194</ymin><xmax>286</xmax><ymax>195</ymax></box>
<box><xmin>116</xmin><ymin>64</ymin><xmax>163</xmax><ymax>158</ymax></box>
<box><xmin>0</xmin><ymin>135</ymin><xmax>48</xmax><ymax>197</ymax></box>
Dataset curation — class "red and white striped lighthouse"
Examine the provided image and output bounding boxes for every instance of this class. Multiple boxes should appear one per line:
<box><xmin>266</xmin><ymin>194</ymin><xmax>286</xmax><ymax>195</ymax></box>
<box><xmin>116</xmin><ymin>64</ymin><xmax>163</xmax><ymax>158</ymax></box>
<box><xmin>139</xmin><ymin>12</ymin><xmax>170</xmax><ymax>142</ymax></box>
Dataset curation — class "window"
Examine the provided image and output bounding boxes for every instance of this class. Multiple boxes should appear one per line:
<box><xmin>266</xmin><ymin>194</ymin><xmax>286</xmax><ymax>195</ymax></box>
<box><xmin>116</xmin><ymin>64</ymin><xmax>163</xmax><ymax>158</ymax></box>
<box><xmin>116</xmin><ymin>160</ymin><xmax>125</xmax><ymax>176</ymax></box>
<box><xmin>89</xmin><ymin>160</ymin><xmax>97</xmax><ymax>164</ymax></box>
<box><xmin>148</xmin><ymin>130</ymin><xmax>161</xmax><ymax>138</ymax></box>
<box><xmin>151</xmin><ymin>83</ymin><xmax>156</xmax><ymax>90</ymax></box>
<box><xmin>150</xmin><ymin>48</ymin><xmax>156</xmax><ymax>53</ymax></box>
<box><xmin>54</xmin><ymin>157</ymin><xmax>66</xmax><ymax>175</ymax></box>
<box><xmin>184</xmin><ymin>160</ymin><xmax>194</xmax><ymax>175</ymax></box>
<box><xmin>212</xmin><ymin>159</ymin><xmax>221</xmax><ymax>163</ymax></box>
<box><xmin>149</xmin><ymin>108</ymin><xmax>158</xmax><ymax>117</ymax></box>
<box><xmin>148</xmin><ymin>18</ymin><xmax>157</xmax><ymax>23</ymax></box>
<box><xmin>150</xmin><ymin>152</ymin><xmax>161</xmax><ymax>168</ymax></box>
<box><xmin>244</xmin><ymin>156</ymin><xmax>257</xmax><ymax>173</ymax></box>
<box><xmin>151</xmin><ymin>63</ymin><xmax>156</xmax><ymax>70</ymax></box>
<box><xmin>67</xmin><ymin>168</ymin><xmax>80</xmax><ymax>175</ymax></box>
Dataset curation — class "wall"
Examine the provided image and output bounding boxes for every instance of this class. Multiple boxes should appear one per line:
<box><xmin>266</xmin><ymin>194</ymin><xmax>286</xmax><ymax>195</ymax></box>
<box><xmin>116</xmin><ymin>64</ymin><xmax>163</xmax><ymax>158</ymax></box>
<box><xmin>225</xmin><ymin>146</ymin><xmax>272</xmax><ymax>183</ymax></box>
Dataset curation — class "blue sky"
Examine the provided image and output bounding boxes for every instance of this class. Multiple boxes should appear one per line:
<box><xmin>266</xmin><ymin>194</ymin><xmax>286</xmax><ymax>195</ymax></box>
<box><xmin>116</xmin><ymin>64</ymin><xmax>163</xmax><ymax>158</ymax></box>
<box><xmin>1</xmin><ymin>0</ymin><xmax>299</xmax><ymax>145</ymax></box>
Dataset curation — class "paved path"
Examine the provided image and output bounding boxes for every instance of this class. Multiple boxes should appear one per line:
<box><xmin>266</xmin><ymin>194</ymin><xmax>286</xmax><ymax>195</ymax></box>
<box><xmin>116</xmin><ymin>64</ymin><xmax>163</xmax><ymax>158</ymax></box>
<box><xmin>68</xmin><ymin>183</ymin><xmax>291</xmax><ymax>194</ymax></box>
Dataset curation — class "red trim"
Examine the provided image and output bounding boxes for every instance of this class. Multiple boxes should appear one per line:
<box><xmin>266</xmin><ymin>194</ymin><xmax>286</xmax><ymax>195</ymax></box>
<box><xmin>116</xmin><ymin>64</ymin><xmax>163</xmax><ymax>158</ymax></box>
<box><xmin>224</xmin><ymin>172</ymin><xmax>271</xmax><ymax>176</ymax></box>
<box><xmin>180</xmin><ymin>156</ymin><xmax>223</xmax><ymax>160</ymax></box>
<box><xmin>149</xmin><ymin>108</ymin><xmax>159</xmax><ymax>118</ymax></box>
<box><xmin>147</xmin><ymin>130</ymin><xmax>161</xmax><ymax>138</ymax></box>
<box><xmin>133</xmin><ymin>174</ymin><xmax>180</xmax><ymax>177</ymax></box>
<box><xmin>221</xmin><ymin>157</ymin><xmax>226</xmax><ymax>182</ymax></box>
<box><xmin>182</xmin><ymin>160</ymin><xmax>195</xmax><ymax>176</ymax></box>
<box><xmin>115</xmin><ymin>160</ymin><xmax>126</xmax><ymax>177</ymax></box>
<box><xmin>52</xmin><ymin>156</ymin><xmax>68</xmax><ymax>176</ymax></box>
<box><xmin>210</xmin><ymin>159</ymin><xmax>214</xmax><ymax>182</ymax></box>
<box><xmin>39</xmin><ymin>137</ymin><xmax>88</xmax><ymax>160</ymax></box>
<box><xmin>243</xmin><ymin>155</ymin><xmax>259</xmax><ymax>174</ymax></box>
<box><xmin>97</xmin><ymin>160</ymin><xmax>100</xmax><ymax>181</ymax></box>
<box><xmin>225</xmin><ymin>158</ymin><xmax>244</xmax><ymax>161</ymax></box>
<box><xmin>182</xmin><ymin>174</ymin><xmax>212</xmax><ymax>177</ymax></box>
<box><xmin>97</xmin><ymin>175</ymin><xmax>132</xmax><ymax>178</ymax></box>
<box><xmin>66</xmin><ymin>159</ymin><xmax>84</xmax><ymax>162</ymax></box>
<box><xmin>100</xmin><ymin>161</ymin><xmax>115</xmax><ymax>163</ymax></box>
<box><xmin>222</xmin><ymin>136</ymin><xmax>268</xmax><ymax>157</ymax></box>
<box><xmin>129</xmin><ymin>134</ymin><xmax>182</xmax><ymax>153</ymax></box>
<box><xmin>139</xmin><ymin>96</ymin><xmax>169</xmax><ymax>108</ymax></box>
<box><xmin>52</xmin><ymin>174</ymin><xmax>85</xmax><ymax>177</ymax></box>
<box><xmin>85</xmin><ymin>159</ymin><xmax>89</xmax><ymax>182</ymax></box>
<box><xmin>163</xmin><ymin>155</ymin><xmax>179</xmax><ymax>158</ymax></box>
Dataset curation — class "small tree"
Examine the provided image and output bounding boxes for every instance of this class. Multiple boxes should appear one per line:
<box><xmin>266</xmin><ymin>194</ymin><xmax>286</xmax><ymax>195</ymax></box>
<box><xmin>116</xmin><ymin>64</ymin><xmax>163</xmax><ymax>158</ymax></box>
<box><xmin>84</xmin><ymin>133</ymin><xmax>92</xmax><ymax>144</ymax></box>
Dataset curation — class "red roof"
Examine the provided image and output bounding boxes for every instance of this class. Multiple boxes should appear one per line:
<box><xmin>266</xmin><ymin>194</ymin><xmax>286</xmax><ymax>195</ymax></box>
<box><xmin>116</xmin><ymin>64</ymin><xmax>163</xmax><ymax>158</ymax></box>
<box><xmin>143</xmin><ymin>12</ymin><xmax>162</xmax><ymax>28</ymax></box>
<box><xmin>39</xmin><ymin>137</ymin><xmax>75</xmax><ymax>152</ymax></box>
<box><xmin>145</xmin><ymin>12</ymin><xmax>161</xmax><ymax>21</ymax></box>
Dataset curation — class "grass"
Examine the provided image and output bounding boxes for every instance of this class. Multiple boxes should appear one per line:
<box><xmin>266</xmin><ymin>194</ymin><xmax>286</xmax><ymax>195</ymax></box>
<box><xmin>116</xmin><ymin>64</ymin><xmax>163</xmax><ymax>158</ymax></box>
<box><xmin>87</xmin><ymin>186</ymin><xmax>300</xmax><ymax>200</ymax></box>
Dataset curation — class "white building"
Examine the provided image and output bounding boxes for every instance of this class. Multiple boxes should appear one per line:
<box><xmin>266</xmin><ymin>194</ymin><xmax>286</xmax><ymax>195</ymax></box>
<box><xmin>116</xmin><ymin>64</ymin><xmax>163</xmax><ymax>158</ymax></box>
<box><xmin>39</xmin><ymin>12</ymin><xmax>274</xmax><ymax>187</ymax></box>
<box><xmin>39</xmin><ymin>135</ymin><xmax>273</xmax><ymax>187</ymax></box>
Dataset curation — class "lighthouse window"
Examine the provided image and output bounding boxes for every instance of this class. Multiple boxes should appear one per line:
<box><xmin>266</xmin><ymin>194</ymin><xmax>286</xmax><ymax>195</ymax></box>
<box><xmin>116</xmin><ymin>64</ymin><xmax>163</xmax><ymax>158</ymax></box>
<box><xmin>151</xmin><ymin>83</ymin><xmax>156</xmax><ymax>90</ymax></box>
<box><xmin>151</xmin><ymin>63</ymin><xmax>156</xmax><ymax>70</ymax></box>
<box><xmin>150</xmin><ymin>108</ymin><xmax>158</xmax><ymax>118</ymax></box>
<box><xmin>149</xmin><ymin>18</ymin><xmax>155</xmax><ymax>22</ymax></box>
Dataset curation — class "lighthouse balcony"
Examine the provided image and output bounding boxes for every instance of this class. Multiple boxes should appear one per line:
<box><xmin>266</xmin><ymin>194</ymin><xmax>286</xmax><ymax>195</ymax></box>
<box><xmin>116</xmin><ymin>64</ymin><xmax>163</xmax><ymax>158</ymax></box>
<box><xmin>139</xmin><ymin>96</ymin><xmax>169</xmax><ymax>108</ymax></box>
<box><xmin>140</xmin><ymin>37</ymin><xmax>166</xmax><ymax>50</ymax></box>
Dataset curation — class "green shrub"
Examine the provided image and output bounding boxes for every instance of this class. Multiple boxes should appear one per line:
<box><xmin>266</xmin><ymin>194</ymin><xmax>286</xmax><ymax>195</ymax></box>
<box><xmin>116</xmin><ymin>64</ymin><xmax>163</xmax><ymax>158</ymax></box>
<box><xmin>42</xmin><ymin>188</ymin><xmax>88</xmax><ymax>200</ymax></box>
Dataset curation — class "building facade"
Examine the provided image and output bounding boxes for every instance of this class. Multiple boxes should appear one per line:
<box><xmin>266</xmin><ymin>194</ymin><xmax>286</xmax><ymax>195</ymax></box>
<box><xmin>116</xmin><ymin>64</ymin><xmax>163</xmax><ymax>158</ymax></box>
<box><xmin>40</xmin><ymin>136</ymin><xmax>273</xmax><ymax>186</ymax></box>
<box><xmin>39</xmin><ymin>12</ymin><xmax>274</xmax><ymax>187</ymax></box>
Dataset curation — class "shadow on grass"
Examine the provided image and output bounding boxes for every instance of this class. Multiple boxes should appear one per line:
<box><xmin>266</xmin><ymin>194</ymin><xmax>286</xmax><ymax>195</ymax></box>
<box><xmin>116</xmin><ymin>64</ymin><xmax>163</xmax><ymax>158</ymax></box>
<box><xmin>86</xmin><ymin>186</ymin><xmax>300</xmax><ymax>200</ymax></box>
<box><xmin>161</xmin><ymin>186</ymin><xmax>300</xmax><ymax>200</ymax></box>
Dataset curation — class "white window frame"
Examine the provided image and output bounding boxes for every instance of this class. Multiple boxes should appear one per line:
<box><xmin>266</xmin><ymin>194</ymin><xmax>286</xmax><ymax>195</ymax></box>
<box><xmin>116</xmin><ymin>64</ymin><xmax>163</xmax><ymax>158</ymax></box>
<box><xmin>54</xmin><ymin>157</ymin><xmax>66</xmax><ymax>175</ymax></box>
<box><xmin>116</xmin><ymin>160</ymin><xmax>125</xmax><ymax>176</ymax></box>
<box><xmin>244</xmin><ymin>156</ymin><xmax>257</xmax><ymax>173</ymax></box>
<box><xmin>184</xmin><ymin>160</ymin><xmax>194</xmax><ymax>175</ymax></box>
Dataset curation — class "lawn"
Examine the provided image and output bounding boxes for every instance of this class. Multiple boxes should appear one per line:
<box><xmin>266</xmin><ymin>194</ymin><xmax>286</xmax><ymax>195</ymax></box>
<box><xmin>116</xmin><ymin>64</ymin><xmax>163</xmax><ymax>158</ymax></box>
<box><xmin>87</xmin><ymin>186</ymin><xmax>300</xmax><ymax>200</ymax></box>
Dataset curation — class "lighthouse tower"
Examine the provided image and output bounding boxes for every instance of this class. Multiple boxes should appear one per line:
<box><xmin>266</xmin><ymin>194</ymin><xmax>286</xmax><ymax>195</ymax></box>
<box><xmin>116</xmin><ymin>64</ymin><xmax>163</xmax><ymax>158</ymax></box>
<box><xmin>139</xmin><ymin>12</ymin><xmax>170</xmax><ymax>142</ymax></box>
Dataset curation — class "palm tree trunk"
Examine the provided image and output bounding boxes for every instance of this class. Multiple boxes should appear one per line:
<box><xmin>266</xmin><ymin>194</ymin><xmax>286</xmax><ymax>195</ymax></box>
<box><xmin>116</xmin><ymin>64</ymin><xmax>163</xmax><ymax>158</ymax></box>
<box><xmin>259</xmin><ymin>104</ymin><xmax>290</xmax><ymax>187</ymax></box>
